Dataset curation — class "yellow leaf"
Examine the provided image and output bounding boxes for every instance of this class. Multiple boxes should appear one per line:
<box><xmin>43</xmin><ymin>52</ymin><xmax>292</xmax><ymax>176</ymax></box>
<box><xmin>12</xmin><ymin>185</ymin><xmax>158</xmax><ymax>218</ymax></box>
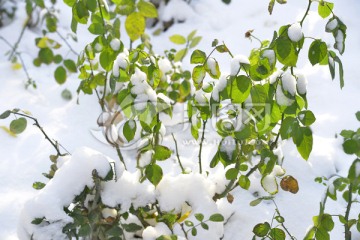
<box><xmin>177</xmin><ymin>210</ymin><xmax>192</xmax><ymax>223</ymax></box>
<box><xmin>0</xmin><ymin>126</ymin><xmax>17</xmax><ymax>137</ymax></box>
<box><xmin>12</xmin><ymin>63</ymin><xmax>22</xmax><ymax>70</ymax></box>
<box><xmin>37</xmin><ymin>37</ymin><xmax>49</xmax><ymax>48</ymax></box>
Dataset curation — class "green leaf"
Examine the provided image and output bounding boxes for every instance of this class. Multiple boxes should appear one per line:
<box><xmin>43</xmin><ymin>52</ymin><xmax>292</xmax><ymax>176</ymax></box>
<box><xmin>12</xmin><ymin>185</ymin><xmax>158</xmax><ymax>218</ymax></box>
<box><xmin>32</xmin><ymin>182</ymin><xmax>46</xmax><ymax>190</ymax></box>
<box><xmin>0</xmin><ymin>110</ymin><xmax>11</xmax><ymax>119</ymax></box>
<box><xmin>225</xmin><ymin>168</ymin><xmax>239</xmax><ymax>180</ymax></box>
<box><xmin>228</xmin><ymin>75</ymin><xmax>251</xmax><ymax>103</ymax></box>
<box><xmin>275</xmin><ymin>36</ymin><xmax>298</xmax><ymax>66</ymax></box>
<box><xmin>253</xmin><ymin>222</ymin><xmax>270</xmax><ymax>237</ymax></box>
<box><xmin>321</xmin><ymin>214</ymin><xmax>335</xmax><ymax>231</ymax></box>
<box><xmin>64</xmin><ymin>0</ymin><xmax>76</xmax><ymax>7</ymax></box>
<box><xmin>61</xmin><ymin>89</ymin><xmax>72</xmax><ymax>101</ymax></box>
<box><xmin>190</xmin><ymin>36</ymin><xmax>202</xmax><ymax>48</ymax></box>
<box><xmin>269</xmin><ymin>228</ymin><xmax>286</xmax><ymax>240</ymax></box>
<box><xmin>46</xmin><ymin>16</ymin><xmax>57</xmax><ymax>32</ymax></box>
<box><xmin>355</xmin><ymin>111</ymin><xmax>360</xmax><ymax>122</ymax></box>
<box><xmin>137</xmin><ymin>0</ymin><xmax>158</xmax><ymax>18</ymax></box>
<box><xmin>54</xmin><ymin>66</ymin><xmax>67</xmax><ymax>84</ymax></box>
<box><xmin>145</xmin><ymin>164</ymin><xmax>163</xmax><ymax>186</ymax></box>
<box><xmin>125</xmin><ymin>12</ymin><xmax>146</xmax><ymax>41</ymax></box>
<box><xmin>280</xmin><ymin>117</ymin><xmax>295</xmax><ymax>140</ymax></box>
<box><xmin>194</xmin><ymin>213</ymin><xmax>204</xmax><ymax>222</ymax></box>
<box><xmin>192</xmin><ymin>65</ymin><xmax>206</xmax><ymax>89</ymax></box>
<box><xmin>205</xmin><ymin>58</ymin><xmax>220</xmax><ymax>79</ymax></box>
<box><xmin>10</xmin><ymin>117</ymin><xmax>27</xmax><ymax>134</ymax></box>
<box><xmin>343</xmin><ymin>139</ymin><xmax>358</xmax><ymax>155</ymax></box>
<box><xmin>153</xmin><ymin>145</ymin><xmax>172</xmax><ymax>161</ymax></box>
<box><xmin>100</xmin><ymin>49</ymin><xmax>117</xmax><ymax>71</ymax></box>
<box><xmin>88</xmin><ymin>23</ymin><xmax>105</xmax><ymax>35</ymax></box>
<box><xmin>86</xmin><ymin>0</ymin><xmax>97</xmax><ymax>12</ymax></box>
<box><xmin>340</xmin><ymin>130</ymin><xmax>354</xmax><ymax>139</ymax></box>
<box><xmin>250</xmin><ymin>198</ymin><xmax>262</xmax><ymax>206</ymax></box>
<box><xmin>63</xmin><ymin>59</ymin><xmax>77</xmax><ymax>73</ymax></box>
<box><xmin>308</xmin><ymin>40</ymin><xmax>328</xmax><ymax>66</ymax></box>
<box><xmin>209</xmin><ymin>213</ymin><xmax>224</xmax><ymax>222</ymax></box>
<box><xmin>174</xmin><ymin>48</ymin><xmax>187</xmax><ymax>62</ymax></box>
<box><xmin>238</xmin><ymin>175</ymin><xmax>251</xmax><ymax>190</ymax></box>
<box><xmin>73</xmin><ymin>1</ymin><xmax>89</xmax><ymax>24</ymax></box>
<box><xmin>318</xmin><ymin>1</ymin><xmax>334</xmax><ymax>18</ymax></box>
<box><xmin>191</xmin><ymin>227</ymin><xmax>197</xmax><ymax>236</ymax></box>
<box><xmin>187</xmin><ymin>30</ymin><xmax>197</xmax><ymax>41</ymax></box>
<box><xmin>296</xmin><ymin>127</ymin><xmax>313</xmax><ymax>160</ymax></box>
<box><xmin>190</xmin><ymin>50</ymin><xmax>206</xmax><ymax>64</ymax></box>
<box><xmin>123</xmin><ymin>120</ymin><xmax>136</xmax><ymax>142</ymax></box>
<box><xmin>201</xmin><ymin>222</ymin><xmax>209</xmax><ymax>230</ymax></box>
<box><xmin>116</xmin><ymin>0</ymin><xmax>135</xmax><ymax>15</ymax></box>
<box><xmin>38</xmin><ymin>48</ymin><xmax>54</xmax><ymax>64</ymax></box>
<box><xmin>123</xmin><ymin>223</ymin><xmax>142</xmax><ymax>232</ymax></box>
<box><xmin>34</xmin><ymin>0</ymin><xmax>45</xmax><ymax>8</ymax></box>
<box><xmin>298</xmin><ymin>110</ymin><xmax>316</xmax><ymax>126</ymax></box>
<box><xmin>334</xmin><ymin>56</ymin><xmax>344</xmax><ymax>88</ymax></box>
<box><xmin>169</xmin><ymin>34</ymin><xmax>186</xmax><ymax>45</ymax></box>
<box><xmin>31</xmin><ymin>217</ymin><xmax>45</xmax><ymax>225</ymax></box>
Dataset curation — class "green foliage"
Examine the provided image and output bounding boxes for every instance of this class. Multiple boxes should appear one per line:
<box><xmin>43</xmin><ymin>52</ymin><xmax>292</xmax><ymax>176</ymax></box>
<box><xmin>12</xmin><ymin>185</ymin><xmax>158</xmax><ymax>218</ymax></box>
<box><xmin>1</xmin><ymin>0</ymin><xmax>355</xmax><ymax>239</ymax></box>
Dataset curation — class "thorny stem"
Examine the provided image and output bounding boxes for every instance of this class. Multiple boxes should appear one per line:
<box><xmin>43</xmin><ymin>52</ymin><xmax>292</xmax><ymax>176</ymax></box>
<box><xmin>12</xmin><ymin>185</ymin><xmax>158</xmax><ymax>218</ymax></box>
<box><xmin>300</xmin><ymin>0</ymin><xmax>312</xmax><ymax>26</ymax></box>
<box><xmin>11</xmin><ymin>111</ymin><xmax>68</xmax><ymax>156</ymax></box>
<box><xmin>171</xmin><ymin>133</ymin><xmax>186</xmax><ymax>173</ymax></box>
<box><xmin>198</xmin><ymin>119</ymin><xmax>207</xmax><ymax>174</ymax></box>
<box><xmin>90</xmin><ymin>170</ymin><xmax>102</xmax><ymax>240</ymax></box>
<box><xmin>344</xmin><ymin>183</ymin><xmax>353</xmax><ymax>240</ymax></box>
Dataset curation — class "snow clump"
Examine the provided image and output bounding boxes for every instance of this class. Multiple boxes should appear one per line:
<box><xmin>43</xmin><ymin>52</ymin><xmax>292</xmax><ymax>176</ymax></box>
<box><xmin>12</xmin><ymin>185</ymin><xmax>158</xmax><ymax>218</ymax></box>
<box><xmin>212</xmin><ymin>74</ymin><xmax>228</xmax><ymax>101</ymax></box>
<box><xmin>230</xmin><ymin>55</ymin><xmax>250</xmax><ymax>76</ymax></box>
<box><xmin>296</xmin><ymin>73</ymin><xmax>308</xmax><ymax>95</ymax></box>
<box><xmin>281</xmin><ymin>72</ymin><xmax>297</xmax><ymax>96</ymax></box>
<box><xmin>326</xmin><ymin>18</ymin><xmax>338</xmax><ymax>32</ymax></box>
<box><xmin>130</xmin><ymin>68</ymin><xmax>158</xmax><ymax>111</ymax></box>
<box><xmin>287</xmin><ymin>22</ymin><xmax>303</xmax><ymax>42</ymax></box>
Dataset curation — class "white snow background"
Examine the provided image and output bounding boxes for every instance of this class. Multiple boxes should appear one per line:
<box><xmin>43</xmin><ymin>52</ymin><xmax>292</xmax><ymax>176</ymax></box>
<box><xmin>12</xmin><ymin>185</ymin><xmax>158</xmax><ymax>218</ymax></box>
<box><xmin>1</xmin><ymin>0</ymin><xmax>360</xmax><ymax>239</ymax></box>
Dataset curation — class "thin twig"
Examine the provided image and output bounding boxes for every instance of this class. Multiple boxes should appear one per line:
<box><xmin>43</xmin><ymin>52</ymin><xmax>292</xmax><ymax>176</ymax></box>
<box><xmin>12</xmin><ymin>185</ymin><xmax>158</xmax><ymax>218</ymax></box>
<box><xmin>11</xmin><ymin>111</ymin><xmax>68</xmax><ymax>156</ymax></box>
<box><xmin>300</xmin><ymin>0</ymin><xmax>312</xmax><ymax>26</ymax></box>
<box><xmin>8</xmin><ymin>18</ymin><xmax>30</xmax><ymax>60</ymax></box>
<box><xmin>56</xmin><ymin>30</ymin><xmax>79</xmax><ymax>56</ymax></box>
<box><xmin>171</xmin><ymin>133</ymin><xmax>185</xmax><ymax>173</ymax></box>
<box><xmin>198</xmin><ymin>119</ymin><xmax>207</xmax><ymax>174</ymax></box>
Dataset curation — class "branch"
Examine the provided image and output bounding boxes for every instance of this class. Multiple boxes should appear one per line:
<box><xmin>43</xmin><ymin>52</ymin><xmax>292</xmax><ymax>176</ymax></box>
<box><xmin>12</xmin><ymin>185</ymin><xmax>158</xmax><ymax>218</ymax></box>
<box><xmin>11</xmin><ymin>111</ymin><xmax>68</xmax><ymax>156</ymax></box>
<box><xmin>171</xmin><ymin>133</ymin><xmax>186</xmax><ymax>173</ymax></box>
<box><xmin>198</xmin><ymin>119</ymin><xmax>207</xmax><ymax>174</ymax></box>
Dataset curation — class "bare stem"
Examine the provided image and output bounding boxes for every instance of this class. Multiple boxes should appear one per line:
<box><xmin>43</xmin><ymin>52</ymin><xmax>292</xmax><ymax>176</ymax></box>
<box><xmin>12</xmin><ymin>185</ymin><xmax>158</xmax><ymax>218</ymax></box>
<box><xmin>171</xmin><ymin>133</ymin><xmax>185</xmax><ymax>173</ymax></box>
<box><xmin>198</xmin><ymin>119</ymin><xmax>207</xmax><ymax>174</ymax></box>
<box><xmin>11</xmin><ymin>111</ymin><xmax>68</xmax><ymax>156</ymax></box>
<box><xmin>300</xmin><ymin>0</ymin><xmax>312</xmax><ymax>26</ymax></box>
<box><xmin>344</xmin><ymin>183</ymin><xmax>353</xmax><ymax>240</ymax></box>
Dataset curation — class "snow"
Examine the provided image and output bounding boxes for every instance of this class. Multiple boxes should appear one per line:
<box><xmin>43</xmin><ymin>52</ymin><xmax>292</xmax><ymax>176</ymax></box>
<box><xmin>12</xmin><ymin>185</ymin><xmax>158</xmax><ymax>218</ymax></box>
<box><xmin>18</xmin><ymin>147</ymin><xmax>120</xmax><ymax>239</ymax></box>
<box><xmin>326</xmin><ymin>18</ymin><xmax>338</xmax><ymax>32</ymax></box>
<box><xmin>230</xmin><ymin>55</ymin><xmax>250</xmax><ymax>76</ymax></box>
<box><xmin>287</xmin><ymin>22</ymin><xmax>303</xmax><ymax>42</ymax></box>
<box><xmin>110</xmin><ymin>38</ymin><xmax>121</xmax><ymax>51</ymax></box>
<box><xmin>1</xmin><ymin>0</ymin><xmax>360</xmax><ymax>239</ymax></box>
<box><xmin>101</xmin><ymin>208</ymin><xmax>118</xmax><ymax>219</ymax></box>
<box><xmin>207</xmin><ymin>57</ymin><xmax>217</xmax><ymax>76</ymax></box>
<box><xmin>296</xmin><ymin>73</ymin><xmax>308</xmax><ymax>95</ymax></box>
<box><xmin>281</xmin><ymin>72</ymin><xmax>297</xmax><ymax>96</ymax></box>
<box><xmin>276</xmin><ymin>84</ymin><xmax>294</xmax><ymax>106</ymax></box>
<box><xmin>269</xmin><ymin>69</ymin><xmax>283</xmax><ymax>84</ymax></box>
<box><xmin>262</xmin><ymin>49</ymin><xmax>275</xmax><ymax>65</ymax></box>
<box><xmin>261</xmin><ymin>174</ymin><xmax>278</xmax><ymax>194</ymax></box>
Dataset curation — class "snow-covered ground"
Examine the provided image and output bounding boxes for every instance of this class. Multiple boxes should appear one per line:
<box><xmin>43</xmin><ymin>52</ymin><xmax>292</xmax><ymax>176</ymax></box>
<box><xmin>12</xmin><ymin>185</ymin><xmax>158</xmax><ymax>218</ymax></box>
<box><xmin>0</xmin><ymin>0</ymin><xmax>359</xmax><ymax>239</ymax></box>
